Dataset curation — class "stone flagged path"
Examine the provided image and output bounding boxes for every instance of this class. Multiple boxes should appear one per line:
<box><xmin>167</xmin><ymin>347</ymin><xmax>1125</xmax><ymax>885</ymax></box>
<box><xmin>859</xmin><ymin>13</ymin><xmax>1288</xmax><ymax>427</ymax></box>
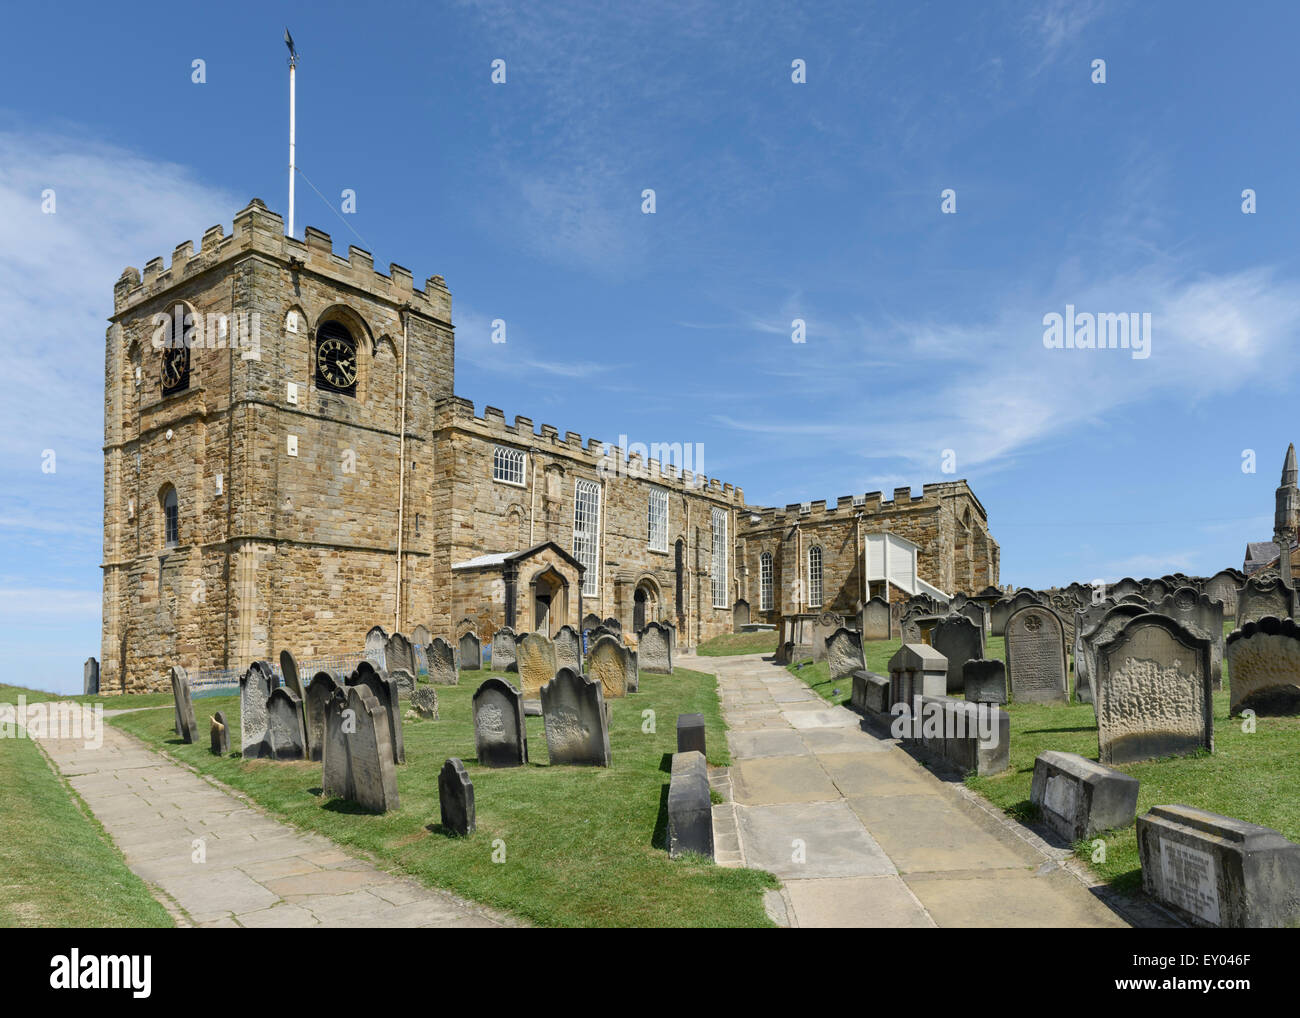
<box><xmin>32</xmin><ymin>708</ymin><xmax>520</xmax><ymax>928</ymax></box>
<box><xmin>679</xmin><ymin>652</ymin><xmax>1136</xmax><ymax>928</ymax></box>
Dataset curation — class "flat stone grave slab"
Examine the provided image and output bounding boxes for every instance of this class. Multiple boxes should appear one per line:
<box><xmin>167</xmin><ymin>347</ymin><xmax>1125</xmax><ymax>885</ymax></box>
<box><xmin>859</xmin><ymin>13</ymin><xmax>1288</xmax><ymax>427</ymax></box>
<box><xmin>735</xmin><ymin>801</ymin><xmax>896</xmax><ymax>880</ymax></box>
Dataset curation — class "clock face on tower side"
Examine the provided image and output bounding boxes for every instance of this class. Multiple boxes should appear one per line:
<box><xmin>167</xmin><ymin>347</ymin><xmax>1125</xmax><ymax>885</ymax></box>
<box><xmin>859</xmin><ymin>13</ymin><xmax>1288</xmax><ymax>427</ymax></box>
<box><xmin>315</xmin><ymin>323</ymin><xmax>357</xmax><ymax>395</ymax></box>
<box><xmin>161</xmin><ymin>345</ymin><xmax>189</xmax><ymax>394</ymax></box>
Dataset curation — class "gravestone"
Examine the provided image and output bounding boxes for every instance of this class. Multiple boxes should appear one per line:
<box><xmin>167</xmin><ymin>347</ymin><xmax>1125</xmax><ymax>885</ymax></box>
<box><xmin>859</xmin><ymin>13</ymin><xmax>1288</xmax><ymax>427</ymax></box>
<box><xmin>601</xmin><ymin>617</ymin><xmax>622</xmax><ymax>636</ymax></box>
<box><xmin>887</xmin><ymin>643</ymin><xmax>948</xmax><ymax>710</ymax></box>
<box><xmin>409</xmin><ymin>686</ymin><xmax>440</xmax><ymax>719</ymax></box>
<box><xmin>851</xmin><ymin>670</ymin><xmax>891</xmax><ymax>716</ymax></box>
<box><xmin>858</xmin><ymin>597</ymin><xmax>891</xmax><ymax>640</ymax></box>
<box><xmin>1226</xmin><ymin>616</ymin><xmax>1300</xmax><ymax>716</ymax></box>
<box><xmin>732</xmin><ymin>599</ymin><xmax>750</xmax><ymax>630</ymax></box>
<box><xmin>667</xmin><ymin>751</ymin><xmax>713</xmax><ymax>859</ymax></box>
<box><xmin>304</xmin><ymin>672</ymin><xmax>339</xmax><ymax>762</ymax></box>
<box><xmin>587</xmin><ymin>634</ymin><xmax>630</xmax><ymax>699</ymax></box>
<box><xmin>590</xmin><ymin>625</ymin><xmax>619</xmax><ymax>645</ymax></box>
<box><xmin>265</xmin><ymin>687</ymin><xmax>307</xmax><ymax>760</ymax></box>
<box><xmin>516</xmin><ymin>632</ymin><xmax>558</xmax><ymax>698</ymax></box>
<box><xmin>1137</xmin><ymin>804</ymin><xmax>1300</xmax><ymax>927</ymax></box>
<box><xmin>677</xmin><ymin>713</ymin><xmax>706</xmax><ymax>755</ymax></box>
<box><xmin>931</xmin><ymin>615</ymin><xmax>984</xmax><ymax>694</ymax></box>
<box><xmin>1236</xmin><ymin>575</ymin><xmax>1296</xmax><ymax>626</ymax></box>
<box><xmin>811</xmin><ymin>611</ymin><xmax>845</xmax><ymax>663</ymax></box>
<box><xmin>210</xmin><ymin>711</ymin><xmax>229</xmax><ymax>755</ymax></box>
<box><xmin>1030</xmin><ymin>751</ymin><xmax>1139</xmax><ymax>842</ymax></box>
<box><xmin>278</xmin><ymin>649</ymin><xmax>304</xmax><ymax>700</ymax></box>
<box><xmin>1156</xmin><ymin>586</ymin><xmax>1225</xmax><ymax>689</ymax></box>
<box><xmin>492</xmin><ymin>626</ymin><xmax>518</xmax><ymax>672</ymax></box>
<box><xmin>1076</xmin><ymin>603</ymin><xmax>1146</xmax><ymax>704</ymax></box>
<box><xmin>364</xmin><ymin>625</ymin><xmax>388</xmax><ymax>668</ymax></box>
<box><xmin>541</xmin><ymin>667</ymin><xmax>611</xmax><ymax>766</ymax></box>
<box><xmin>385</xmin><ymin>632</ymin><xmax>418</xmax><ymax>677</ymax></box>
<box><xmin>83</xmin><ymin>657</ymin><xmax>99</xmax><ymax>696</ymax></box>
<box><xmin>582</xmin><ymin>613</ymin><xmax>601</xmax><ymax>633</ymax></box>
<box><xmin>472</xmin><ymin>677</ymin><xmax>528</xmax><ymax>767</ymax></box>
<box><xmin>239</xmin><ymin>661</ymin><xmax>276</xmax><ymax>758</ymax></box>
<box><xmin>638</xmin><ymin>621</ymin><xmax>673</xmax><ymax>674</ymax></box>
<box><xmin>347</xmin><ymin>661</ymin><xmax>405</xmax><ymax>765</ymax></box>
<box><xmin>413</xmin><ymin>642</ymin><xmax>429</xmax><ymax>675</ymax></box>
<box><xmin>1095</xmin><ymin>614</ymin><xmax>1213</xmax><ymax>765</ymax></box>
<box><xmin>390</xmin><ymin>668</ymin><xmax>416</xmax><ymax>697</ymax></box>
<box><xmin>1205</xmin><ymin>569</ymin><xmax>1243</xmax><ymax>618</ymax></box>
<box><xmin>825</xmin><ymin>627</ymin><xmax>866</xmax><ymax>681</ymax></box>
<box><xmin>322</xmin><ymin>684</ymin><xmax>400</xmax><ymax>813</ymax></box>
<box><xmin>438</xmin><ymin>758</ymin><xmax>476</xmax><ymax>836</ymax></box>
<box><xmin>626</xmin><ymin>647</ymin><xmax>640</xmax><ymax>694</ymax></box>
<box><xmin>1005</xmin><ymin>605</ymin><xmax>1068</xmax><ymax>704</ymax></box>
<box><xmin>427</xmin><ymin>637</ymin><xmax>458</xmax><ymax>686</ymax></box>
<box><xmin>554</xmin><ymin>625</ymin><xmax>582</xmax><ymax>672</ymax></box>
<box><xmin>990</xmin><ymin>590</ymin><xmax>1041</xmax><ymax>637</ymax></box>
<box><xmin>458</xmin><ymin>631</ymin><xmax>482</xmax><ymax>671</ymax></box>
<box><xmin>962</xmin><ymin>659</ymin><xmax>1007</xmax><ymax>705</ymax></box>
<box><xmin>1111</xmin><ymin>577</ymin><xmax>1142</xmax><ymax>600</ymax></box>
<box><xmin>410</xmin><ymin>624</ymin><xmax>431</xmax><ymax>647</ymax></box>
<box><xmin>958</xmin><ymin>600</ymin><xmax>987</xmax><ymax>635</ymax></box>
<box><xmin>170</xmin><ymin>665</ymin><xmax>199</xmax><ymax>744</ymax></box>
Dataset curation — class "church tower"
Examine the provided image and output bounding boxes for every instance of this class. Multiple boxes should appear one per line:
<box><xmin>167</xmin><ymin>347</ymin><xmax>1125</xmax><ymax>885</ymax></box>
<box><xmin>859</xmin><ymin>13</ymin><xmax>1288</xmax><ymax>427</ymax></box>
<box><xmin>1273</xmin><ymin>443</ymin><xmax>1299</xmax><ymax>585</ymax></box>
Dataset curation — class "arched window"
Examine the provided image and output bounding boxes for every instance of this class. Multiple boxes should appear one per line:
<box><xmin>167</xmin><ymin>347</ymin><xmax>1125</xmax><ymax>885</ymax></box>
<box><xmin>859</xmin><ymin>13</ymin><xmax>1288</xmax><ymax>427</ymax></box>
<box><xmin>493</xmin><ymin>445</ymin><xmax>526</xmax><ymax>485</ymax></box>
<box><xmin>760</xmin><ymin>551</ymin><xmax>773</xmax><ymax>612</ymax></box>
<box><xmin>162</xmin><ymin>486</ymin><xmax>179</xmax><ymax>548</ymax></box>
<box><xmin>314</xmin><ymin>320</ymin><xmax>358</xmax><ymax>396</ymax></box>
<box><xmin>808</xmin><ymin>545</ymin><xmax>823</xmax><ymax>608</ymax></box>
<box><xmin>710</xmin><ymin>508</ymin><xmax>728</xmax><ymax>608</ymax></box>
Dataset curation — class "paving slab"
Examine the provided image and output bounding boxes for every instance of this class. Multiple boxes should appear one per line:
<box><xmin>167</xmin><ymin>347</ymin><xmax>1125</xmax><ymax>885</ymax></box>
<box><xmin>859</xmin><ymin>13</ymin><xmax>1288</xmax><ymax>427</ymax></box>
<box><xmin>730</xmin><ymin>755</ymin><xmax>841</xmax><ymax>805</ymax></box>
<box><xmin>735</xmin><ymin>801</ymin><xmax>897</xmax><ymax>880</ymax></box>
<box><xmin>784</xmin><ymin>876</ymin><xmax>936</xmax><ymax>928</ymax></box>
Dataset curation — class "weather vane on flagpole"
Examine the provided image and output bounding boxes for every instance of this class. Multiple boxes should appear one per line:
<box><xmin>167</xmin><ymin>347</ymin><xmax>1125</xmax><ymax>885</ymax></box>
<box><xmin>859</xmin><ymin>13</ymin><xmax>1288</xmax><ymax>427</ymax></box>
<box><xmin>285</xmin><ymin>28</ymin><xmax>299</xmax><ymax>238</ymax></box>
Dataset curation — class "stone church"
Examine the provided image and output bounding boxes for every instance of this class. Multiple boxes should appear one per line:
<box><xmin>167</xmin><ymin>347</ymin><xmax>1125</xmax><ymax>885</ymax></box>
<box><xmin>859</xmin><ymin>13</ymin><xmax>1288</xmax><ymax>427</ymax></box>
<box><xmin>101</xmin><ymin>199</ymin><xmax>999</xmax><ymax>692</ymax></box>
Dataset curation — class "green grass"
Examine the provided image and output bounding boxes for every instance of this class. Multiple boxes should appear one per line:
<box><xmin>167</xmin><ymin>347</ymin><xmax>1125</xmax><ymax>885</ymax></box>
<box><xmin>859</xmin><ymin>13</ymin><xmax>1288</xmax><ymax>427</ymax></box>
<box><xmin>0</xmin><ymin>683</ymin><xmax>173</xmax><ymax>711</ymax></box>
<box><xmin>0</xmin><ymin>734</ymin><xmax>173</xmax><ymax>927</ymax></box>
<box><xmin>696</xmin><ymin>631</ymin><xmax>778</xmax><ymax>657</ymax></box>
<box><xmin>112</xmin><ymin>667</ymin><xmax>778</xmax><ymax>927</ymax></box>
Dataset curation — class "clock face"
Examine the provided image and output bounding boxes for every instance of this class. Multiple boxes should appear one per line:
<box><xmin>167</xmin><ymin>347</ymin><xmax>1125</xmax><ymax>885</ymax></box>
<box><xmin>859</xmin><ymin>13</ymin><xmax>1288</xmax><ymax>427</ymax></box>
<box><xmin>161</xmin><ymin>346</ymin><xmax>189</xmax><ymax>393</ymax></box>
<box><xmin>317</xmin><ymin>335</ymin><xmax>357</xmax><ymax>391</ymax></box>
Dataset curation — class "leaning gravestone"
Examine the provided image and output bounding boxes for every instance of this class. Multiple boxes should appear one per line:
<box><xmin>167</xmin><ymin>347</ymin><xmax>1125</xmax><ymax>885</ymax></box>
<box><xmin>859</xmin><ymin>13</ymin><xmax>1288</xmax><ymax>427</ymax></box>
<box><xmin>427</xmin><ymin>637</ymin><xmax>458</xmax><ymax>686</ymax></box>
<box><xmin>1005</xmin><ymin>605</ymin><xmax>1068</xmax><ymax>704</ymax></box>
<box><xmin>439</xmin><ymin>759</ymin><xmax>476</xmax><ymax>836</ymax></box>
<box><xmin>83</xmin><ymin>657</ymin><xmax>99</xmax><ymax>696</ymax></box>
<box><xmin>492</xmin><ymin>627</ymin><xmax>518</xmax><ymax>672</ymax></box>
<box><xmin>811</xmin><ymin>611</ymin><xmax>845</xmax><ymax>663</ymax></box>
<box><xmin>279</xmin><ymin>649</ymin><xmax>304</xmax><ymax>700</ymax></box>
<box><xmin>587</xmin><ymin>634</ymin><xmax>630</xmax><ymax>699</ymax></box>
<box><xmin>931</xmin><ymin>615</ymin><xmax>984</xmax><ymax>694</ymax></box>
<box><xmin>554</xmin><ymin>625</ymin><xmax>582</xmax><ymax>672</ymax></box>
<box><xmin>1030</xmin><ymin>751</ymin><xmax>1139</xmax><ymax>842</ymax></box>
<box><xmin>410</xmin><ymin>686</ymin><xmax>439</xmax><ymax>719</ymax></box>
<box><xmin>962</xmin><ymin>659</ymin><xmax>1007</xmax><ymax>705</ymax></box>
<box><xmin>516</xmin><ymin>632</ymin><xmax>558</xmax><ymax>698</ymax></box>
<box><xmin>210</xmin><ymin>711</ymin><xmax>230</xmax><ymax>755</ymax></box>
<box><xmin>1076</xmin><ymin>603</ymin><xmax>1146</xmax><ymax>704</ymax></box>
<box><xmin>1095</xmin><ymin>614</ymin><xmax>1213</xmax><ymax>765</ymax></box>
<box><xmin>170</xmin><ymin>665</ymin><xmax>199</xmax><ymax>744</ymax></box>
<box><xmin>321</xmin><ymin>684</ymin><xmax>400</xmax><ymax>813</ymax></box>
<box><xmin>638</xmin><ymin>621</ymin><xmax>673</xmax><ymax>674</ymax></box>
<box><xmin>825</xmin><ymin>627</ymin><xmax>866</xmax><ymax>682</ymax></box>
<box><xmin>541</xmin><ymin>667</ymin><xmax>611</xmax><ymax>767</ymax></box>
<box><xmin>1137</xmin><ymin>804</ymin><xmax>1300</xmax><ymax>927</ymax></box>
<box><xmin>390</xmin><ymin>668</ymin><xmax>416</xmax><ymax>697</ymax></box>
<box><xmin>1236</xmin><ymin>574</ymin><xmax>1295</xmax><ymax>626</ymax></box>
<box><xmin>304</xmin><ymin>672</ymin><xmax>339</xmax><ymax>762</ymax></box>
<box><xmin>265</xmin><ymin>688</ymin><xmax>307</xmax><ymax>760</ymax></box>
<box><xmin>240</xmin><ymin>661</ymin><xmax>276</xmax><ymax>758</ymax></box>
<box><xmin>1226</xmin><ymin>616</ymin><xmax>1300</xmax><ymax>716</ymax></box>
<box><xmin>458</xmin><ymin>631</ymin><xmax>482</xmax><ymax>671</ymax></box>
<box><xmin>472</xmin><ymin>677</ymin><xmax>528</xmax><ymax>767</ymax></box>
<box><xmin>347</xmin><ymin>661</ymin><xmax>405</xmax><ymax>765</ymax></box>
<box><xmin>364</xmin><ymin>625</ymin><xmax>388</xmax><ymax>668</ymax></box>
<box><xmin>385</xmin><ymin>632</ymin><xmax>418</xmax><ymax>677</ymax></box>
<box><xmin>859</xmin><ymin>596</ymin><xmax>891</xmax><ymax>640</ymax></box>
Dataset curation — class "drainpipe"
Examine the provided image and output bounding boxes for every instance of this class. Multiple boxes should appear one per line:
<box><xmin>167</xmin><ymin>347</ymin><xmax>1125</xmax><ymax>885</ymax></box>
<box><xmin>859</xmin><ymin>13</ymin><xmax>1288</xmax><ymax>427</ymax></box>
<box><xmin>528</xmin><ymin>446</ymin><xmax>538</xmax><ymax>545</ymax></box>
<box><xmin>394</xmin><ymin>306</ymin><xmax>409</xmax><ymax>633</ymax></box>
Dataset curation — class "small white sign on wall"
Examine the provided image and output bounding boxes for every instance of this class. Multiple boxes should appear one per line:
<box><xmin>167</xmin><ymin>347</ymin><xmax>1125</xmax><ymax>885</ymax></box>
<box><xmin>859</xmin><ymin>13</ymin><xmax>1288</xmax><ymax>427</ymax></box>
<box><xmin>287</xmin><ymin>435</ymin><xmax>298</xmax><ymax>457</ymax></box>
<box><xmin>287</xmin><ymin>381</ymin><xmax>298</xmax><ymax>405</ymax></box>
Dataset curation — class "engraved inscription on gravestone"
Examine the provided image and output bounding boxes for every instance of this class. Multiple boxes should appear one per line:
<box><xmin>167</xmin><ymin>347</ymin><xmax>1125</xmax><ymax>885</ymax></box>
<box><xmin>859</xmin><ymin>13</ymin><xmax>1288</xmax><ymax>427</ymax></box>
<box><xmin>1159</xmin><ymin>838</ymin><xmax>1220</xmax><ymax>927</ymax></box>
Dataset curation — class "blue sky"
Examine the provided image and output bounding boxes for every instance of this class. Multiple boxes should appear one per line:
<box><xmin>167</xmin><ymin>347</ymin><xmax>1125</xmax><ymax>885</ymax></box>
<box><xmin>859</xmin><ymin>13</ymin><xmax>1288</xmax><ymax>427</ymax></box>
<box><xmin>2</xmin><ymin>0</ymin><xmax>1298</xmax><ymax>692</ymax></box>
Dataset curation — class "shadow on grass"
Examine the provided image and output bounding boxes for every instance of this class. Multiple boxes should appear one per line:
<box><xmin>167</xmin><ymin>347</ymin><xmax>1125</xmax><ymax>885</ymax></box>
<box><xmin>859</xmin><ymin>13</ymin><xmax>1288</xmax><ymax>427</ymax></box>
<box><xmin>321</xmin><ymin>796</ymin><xmax>385</xmax><ymax>816</ymax></box>
<box><xmin>651</xmin><ymin>781</ymin><xmax>670</xmax><ymax>850</ymax></box>
<box><xmin>657</xmin><ymin>752</ymin><xmax>673</xmax><ymax>775</ymax></box>
<box><xmin>425</xmin><ymin>821</ymin><xmax>470</xmax><ymax>839</ymax></box>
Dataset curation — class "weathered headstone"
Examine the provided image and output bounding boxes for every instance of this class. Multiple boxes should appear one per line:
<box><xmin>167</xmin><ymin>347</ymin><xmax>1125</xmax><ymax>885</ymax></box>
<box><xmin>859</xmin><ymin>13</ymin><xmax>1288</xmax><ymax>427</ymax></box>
<box><xmin>170</xmin><ymin>665</ymin><xmax>199</xmax><ymax>744</ymax></box>
<box><xmin>540</xmin><ymin>667</ymin><xmax>611</xmax><ymax>766</ymax></box>
<box><xmin>990</xmin><ymin>590</ymin><xmax>1041</xmax><ymax>637</ymax></box>
<box><xmin>582</xmin><ymin>613</ymin><xmax>601</xmax><ymax>633</ymax></box>
<box><xmin>1030</xmin><ymin>750</ymin><xmax>1139</xmax><ymax>842</ymax></box>
<box><xmin>265</xmin><ymin>687</ymin><xmax>307</xmax><ymax>760</ymax></box>
<box><xmin>1156</xmin><ymin>586</ymin><xmax>1225</xmax><ymax>689</ymax></box>
<box><xmin>851</xmin><ymin>669</ymin><xmax>891</xmax><ymax>716</ymax></box>
<box><xmin>667</xmin><ymin>751</ymin><xmax>713</xmax><ymax>859</ymax></box>
<box><xmin>304</xmin><ymin>672</ymin><xmax>338</xmax><ymax>762</ymax></box>
<box><xmin>638</xmin><ymin>621</ymin><xmax>673</xmax><ymax>674</ymax></box>
<box><xmin>492</xmin><ymin>626</ymin><xmax>518</xmax><ymax>672</ymax></box>
<box><xmin>516</xmin><ymin>632</ymin><xmax>558</xmax><ymax>698</ymax></box>
<box><xmin>427</xmin><ymin>637</ymin><xmax>458</xmax><ymax>686</ymax></box>
<box><xmin>1226</xmin><ymin>616</ymin><xmax>1300</xmax><ymax>716</ymax></box>
<box><xmin>625</xmin><ymin>647</ymin><xmax>639</xmax><ymax>694</ymax></box>
<box><xmin>210</xmin><ymin>711</ymin><xmax>230</xmax><ymax>755</ymax></box>
<box><xmin>1111</xmin><ymin>577</ymin><xmax>1142</xmax><ymax>600</ymax></box>
<box><xmin>825</xmin><ymin>627</ymin><xmax>866</xmax><ymax>681</ymax></box>
<box><xmin>962</xmin><ymin>658</ymin><xmax>1007</xmax><ymax>705</ymax></box>
<box><xmin>472</xmin><ymin>677</ymin><xmax>528</xmax><ymax>767</ymax></box>
<box><xmin>385</xmin><ymin>632</ymin><xmax>418</xmax><ymax>677</ymax></box>
<box><xmin>1076</xmin><ymin>602</ymin><xmax>1146</xmax><ymax>704</ymax></box>
<box><xmin>732</xmin><ymin>599</ymin><xmax>750</xmax><ymax>630</ymax></box>
<box><xmin>677</xmin><ymin>713</ymin><xmax>706</xmax><ymax>755</ymax></box>
<box><xmin>410</xmin><ymin>624</ymin><xmax>432</xmax><ymax>647</ymax></box>
<box><xmin>1095</xmin><ymin>614</ymin><xmax>1213</xmax><ymax>765</ymax></box>
<box><xmin>931</xmin><ymin>615</ymin><xmax>984</xmax><ymax>694</ymax></box>
<box><xmin>1236</xmin><ymin>575</ymin><xmax>1296</xmax><ymax>626</ymax></box>
<box><xmin>958</xmin><ymin>600</ymin><xmax>987</xmax><ymax>635</ymax></box>
<box><xmin>347</xmin><ymin>661</ymin><xmax>405</xmax><ymax>765</ymax></box>
<box><xmin>601</xmin><ymin>617</ymin><xmax>622</xmax><ymax>636</ymax></box>
<box><xmin>364</xmin><ymin>625</ymin><xmax>388</xmax><ymax>668</ymax></box>
<box><xmin>83</xmin><ymin>657</ymin><xmax>99</xmax><ymax>696</ymax></box>
<box><xmin>409</xmin><ymin>686</ymin><xmax>440</xmax><ymax>719</ymax></box>
<box><xmin>887</xmin><ymin>643</ymin><xmax>948</xmax><ymax>710</ymax></box>
<box><xmin>390</xmin><ymin>668</ymin><xmax>416</xmax><ymax>697</ymax></box>
<box><xmin>1005</xmin><ymin>605</ymin><xmax>1068</xmax><ymax>704</ymax></box>
<box><xmin>279</xmin><ymin>649</ymin><xmax>304</xmax><ymax>700</ymax></box>
<box><xmin>1137</xmin><ymin>804</ymin><xmax>1300</xmax><ymax>927</ymax></box>
<box><xmin>587</xmin><ymin>634</ymin><xmax>630</xmax><ymax>698</ymax></box>
<box><xmin>438</xmin><ymin>758</ymin><xmax>476</xmax><ymax>836</ymax></box>
<box><xmin>811</xmin><ymin>611</ymin><xmax>845</xmax><ymax>663</ymax></box>
<box><xmin>1205</xmin><ymin>569</ymin><xmax>1243</xmax><ymax>618</ymax></box>
<box><xmin>554</xmin><ymin>625</ymin><xmax>582</xmax><ymax>672</ymax></box>
<box><xmin>321</xmin><ymin>684</ymin><xmax>400</xmax><ymax>813</ymax></box>
<box><xmin>858</xmin><ymin>596</ymin><xmax>891</xmax><ymax>640</ymax></box>
<box><xmin>458</xmin><ymin>631</ymin><xmax>482</xmax><ymax>671</ymax></box>
<box><xmin>239</xmin><ymin>661</ymin><xmax>275</xmax><ymax>758</ymax></box>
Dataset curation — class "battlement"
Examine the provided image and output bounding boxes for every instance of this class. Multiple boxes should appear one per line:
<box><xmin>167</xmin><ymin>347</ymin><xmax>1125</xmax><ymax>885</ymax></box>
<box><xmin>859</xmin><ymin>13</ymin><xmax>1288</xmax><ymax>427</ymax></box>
<box><xmin>436</xmin><ymin>397</ymin><xmax>745</xmax><ymax>505</ymax></box>
<box><xmin>741</xmin><ymin>479</ymin><xmax>983</xmax><ymax>530</ymax></box>
<box><xmin>113</xmin><ymin>199</ymin><xmax>452</xmax><ymax>322</ymax></box>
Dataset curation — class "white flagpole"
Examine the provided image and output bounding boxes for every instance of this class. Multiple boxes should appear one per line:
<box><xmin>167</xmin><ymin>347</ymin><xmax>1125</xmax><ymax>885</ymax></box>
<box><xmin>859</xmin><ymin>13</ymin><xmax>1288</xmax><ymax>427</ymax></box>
<box><xmin>285</xmin><ymin>29</ymin><xmax>299</xmax><ymax>237</ymax></box>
